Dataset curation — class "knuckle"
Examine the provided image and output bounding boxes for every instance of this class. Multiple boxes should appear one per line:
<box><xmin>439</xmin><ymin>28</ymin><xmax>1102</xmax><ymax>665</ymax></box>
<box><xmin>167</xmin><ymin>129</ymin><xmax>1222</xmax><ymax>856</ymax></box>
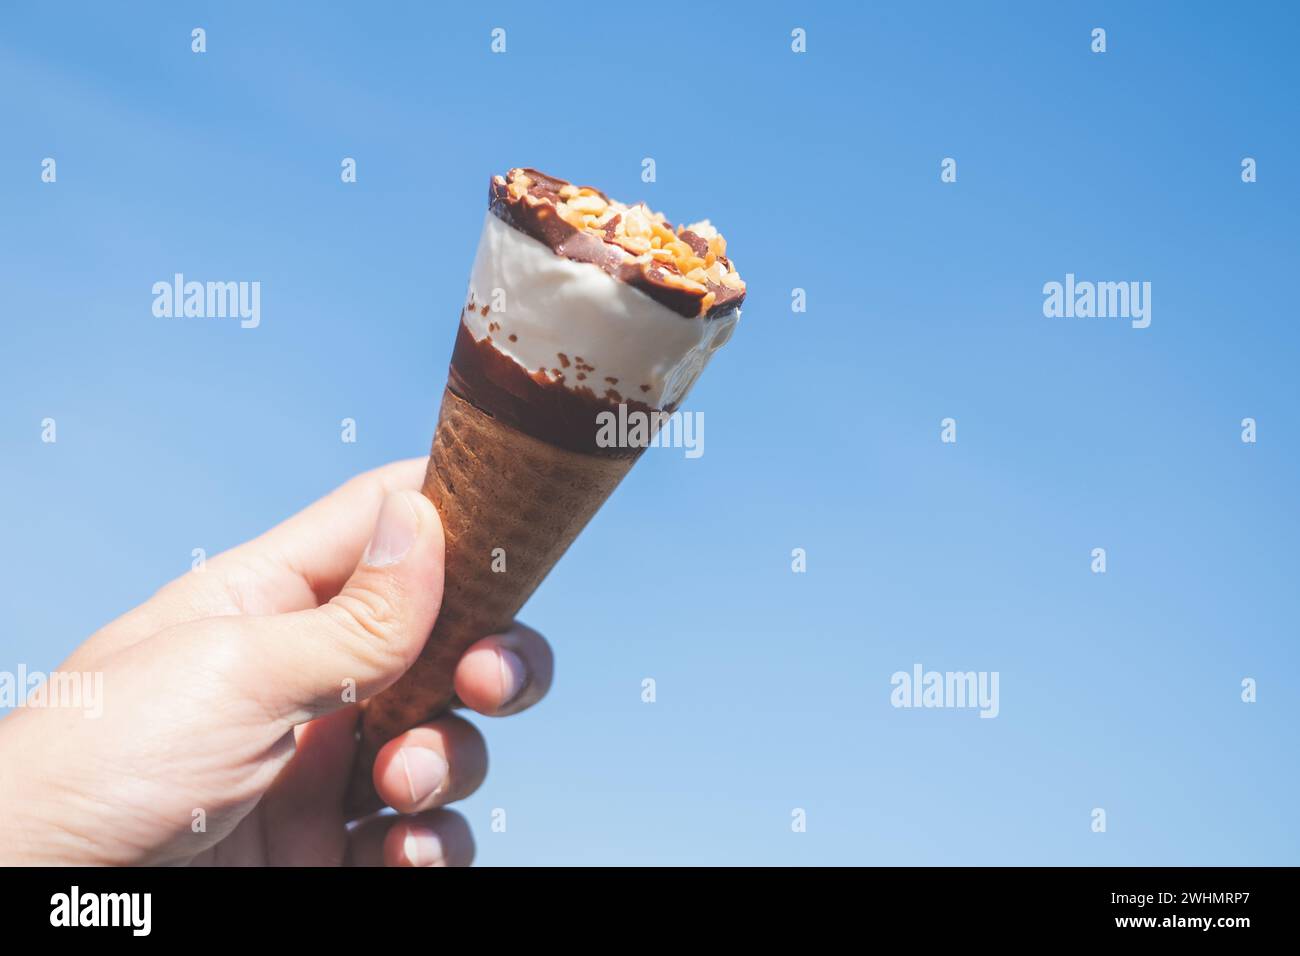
<box><xmin>323</xmin><ymin>585</ymin><xmax>405</xmax><ymax>660</ymax></box>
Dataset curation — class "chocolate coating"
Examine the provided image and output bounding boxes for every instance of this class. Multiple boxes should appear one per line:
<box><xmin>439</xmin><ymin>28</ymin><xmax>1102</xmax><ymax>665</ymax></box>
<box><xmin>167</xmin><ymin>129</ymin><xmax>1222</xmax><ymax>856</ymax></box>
<box><xmin>489</xmin><ymin>169</ymin><xmax>745</xmax><ymax>320</ymax></box>
<box><xmin>449</xmin><ymin>319</ymin><xmax>654</xmax><ymax>457</ymax></box>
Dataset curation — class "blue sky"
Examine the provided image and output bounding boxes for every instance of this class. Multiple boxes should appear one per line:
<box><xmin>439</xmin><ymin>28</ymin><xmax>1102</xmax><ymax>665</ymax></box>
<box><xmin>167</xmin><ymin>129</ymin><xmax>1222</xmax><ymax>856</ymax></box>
<box><xmin>1</xmin><ymin>1</ymin><xmax>1297</xmax><ymax>864</ymax></box>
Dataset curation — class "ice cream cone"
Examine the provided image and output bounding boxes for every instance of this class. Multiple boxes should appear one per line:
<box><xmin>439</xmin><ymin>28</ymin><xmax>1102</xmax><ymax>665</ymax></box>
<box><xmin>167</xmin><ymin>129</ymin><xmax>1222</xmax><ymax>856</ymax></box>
<box><xmin>346</xmin><ymin>168</ymin><xmax>744</xmax><ymax>815</ymax></box>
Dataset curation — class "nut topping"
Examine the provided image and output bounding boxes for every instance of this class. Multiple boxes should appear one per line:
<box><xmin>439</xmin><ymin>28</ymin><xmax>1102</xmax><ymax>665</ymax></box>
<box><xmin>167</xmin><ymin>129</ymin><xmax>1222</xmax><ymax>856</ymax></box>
<box><xmin>490</xmin><ymin>167</ymin><xmax>745</xmax><ymax>318</ymax></box>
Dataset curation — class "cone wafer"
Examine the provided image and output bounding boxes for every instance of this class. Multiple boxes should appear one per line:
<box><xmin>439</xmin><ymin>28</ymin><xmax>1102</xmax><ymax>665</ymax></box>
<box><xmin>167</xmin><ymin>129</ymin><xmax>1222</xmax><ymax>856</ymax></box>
<box><xmin>358</xmin><ymin>387</ymin><xmax>632</xmax><ymax>738</ymax></box>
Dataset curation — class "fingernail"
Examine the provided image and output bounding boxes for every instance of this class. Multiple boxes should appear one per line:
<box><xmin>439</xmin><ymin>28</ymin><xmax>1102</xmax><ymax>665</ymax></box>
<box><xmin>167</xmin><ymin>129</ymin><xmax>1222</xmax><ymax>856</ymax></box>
<box><xmin>399</xmin><ymin>747</ymin><xmax>448</xmax><ymax>805</ymax></box>
<box><xmin>402</xmin><ymin>826</ymin><xmax>445</xmax><ymax>867</ymax></box>
<box><xmin>362</xmin><ymin>492</ymin><xmax>419</xmax><ymax>568</ymax></box>
<box><xmin>497</xmin><ymin>647</ymin><xmax>528</xmax><ymax>707</ymax></box>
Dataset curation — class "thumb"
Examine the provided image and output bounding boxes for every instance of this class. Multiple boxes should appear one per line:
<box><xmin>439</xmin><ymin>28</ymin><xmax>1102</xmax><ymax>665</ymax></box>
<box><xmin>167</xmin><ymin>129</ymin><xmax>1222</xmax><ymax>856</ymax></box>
<box><xmin>227</xmin><ymin>488</ymin><xmax>445</xmax><ymax>724</ymax></box>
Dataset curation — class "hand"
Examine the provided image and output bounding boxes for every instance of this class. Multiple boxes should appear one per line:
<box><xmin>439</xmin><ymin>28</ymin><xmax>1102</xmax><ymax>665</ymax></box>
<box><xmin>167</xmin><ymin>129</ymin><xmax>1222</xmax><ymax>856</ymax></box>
<box><xmin>0</xmin><ymin>458</ymin><xmax>552</xmax><ymax>866</ymax></box>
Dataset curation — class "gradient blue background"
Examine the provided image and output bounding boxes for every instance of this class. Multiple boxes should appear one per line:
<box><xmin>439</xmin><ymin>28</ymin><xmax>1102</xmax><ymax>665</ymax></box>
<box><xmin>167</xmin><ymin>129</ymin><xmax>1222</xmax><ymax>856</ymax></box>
<box><xmin>2</xmin><ymin>1</ymin><xmax>1297</xmax><ymax>865</ymax></box>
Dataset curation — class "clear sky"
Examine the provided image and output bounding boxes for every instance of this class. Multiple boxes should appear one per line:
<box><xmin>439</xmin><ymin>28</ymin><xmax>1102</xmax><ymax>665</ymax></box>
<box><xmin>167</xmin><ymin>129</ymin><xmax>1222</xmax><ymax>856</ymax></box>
<box><xmin>2</xmin><ymin>1</ymin><xmax>1297</xmax><ymax>864</ymax></box>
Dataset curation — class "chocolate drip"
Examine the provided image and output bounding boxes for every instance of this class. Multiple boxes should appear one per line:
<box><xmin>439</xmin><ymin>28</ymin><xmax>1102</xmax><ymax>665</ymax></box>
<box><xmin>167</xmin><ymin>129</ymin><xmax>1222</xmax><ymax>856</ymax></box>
<box><xmin>448</xmin><ymin>320</ymin><xmax>658</xmax><ymax>457</ymax></box>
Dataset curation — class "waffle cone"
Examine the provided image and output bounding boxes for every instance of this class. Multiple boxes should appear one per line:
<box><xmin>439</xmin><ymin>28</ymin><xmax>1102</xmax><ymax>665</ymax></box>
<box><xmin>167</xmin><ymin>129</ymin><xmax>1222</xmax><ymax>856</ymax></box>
<box><xmin>348</xmin><ymin>387</ymin><xmax>634</xmax><ymax>810</ymax></box>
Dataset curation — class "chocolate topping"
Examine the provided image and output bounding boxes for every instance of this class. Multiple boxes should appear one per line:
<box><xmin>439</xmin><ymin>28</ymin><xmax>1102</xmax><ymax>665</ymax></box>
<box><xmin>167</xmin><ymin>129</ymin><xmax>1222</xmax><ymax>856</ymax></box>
<box><xmin>678</xmin><ymin>229</ymin><xmax>710</xmax><ymax>258</ymax></box>
<box><xmin>449</xmin><ymin>319</ymin><xmax>654</xmax><ymax>457</ymax></box>
<box><xmin>489</xmin><ymin>168</ymin><xmax>745</xmax><ymax>319</ymax></box>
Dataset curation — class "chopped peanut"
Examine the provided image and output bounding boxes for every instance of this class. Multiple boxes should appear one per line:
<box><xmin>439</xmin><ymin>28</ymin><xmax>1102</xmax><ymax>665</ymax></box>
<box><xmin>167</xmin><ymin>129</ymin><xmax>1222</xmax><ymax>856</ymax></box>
<box><xmin>497</xmin><ymin>169</ymin><xmax>746</xmax><ymax>310</ymax></box>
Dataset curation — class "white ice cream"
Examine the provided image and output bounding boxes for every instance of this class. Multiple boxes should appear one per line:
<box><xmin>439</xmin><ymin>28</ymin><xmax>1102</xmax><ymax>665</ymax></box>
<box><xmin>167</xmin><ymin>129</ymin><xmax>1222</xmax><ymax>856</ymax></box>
<box><xmin>463</xmin><ymin>212</ymin><xmax>739</xmax><ymax>409</ymax></box>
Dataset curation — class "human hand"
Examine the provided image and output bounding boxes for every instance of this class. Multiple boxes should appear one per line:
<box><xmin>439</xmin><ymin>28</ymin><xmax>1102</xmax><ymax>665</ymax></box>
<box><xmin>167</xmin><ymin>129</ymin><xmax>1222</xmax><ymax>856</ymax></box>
<box><xmin>0</xmin><ymin>458</ymin><xmax>552</xmax><ymax>866</ymax></box>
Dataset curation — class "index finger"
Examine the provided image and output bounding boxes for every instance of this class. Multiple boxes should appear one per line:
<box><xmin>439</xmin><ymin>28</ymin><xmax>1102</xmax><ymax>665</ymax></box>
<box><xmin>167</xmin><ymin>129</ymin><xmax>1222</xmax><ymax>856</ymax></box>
<box><xmin>71</xmin><ymin>457</ymin><xmax>430</xmax><ymax>669</ymax></box>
